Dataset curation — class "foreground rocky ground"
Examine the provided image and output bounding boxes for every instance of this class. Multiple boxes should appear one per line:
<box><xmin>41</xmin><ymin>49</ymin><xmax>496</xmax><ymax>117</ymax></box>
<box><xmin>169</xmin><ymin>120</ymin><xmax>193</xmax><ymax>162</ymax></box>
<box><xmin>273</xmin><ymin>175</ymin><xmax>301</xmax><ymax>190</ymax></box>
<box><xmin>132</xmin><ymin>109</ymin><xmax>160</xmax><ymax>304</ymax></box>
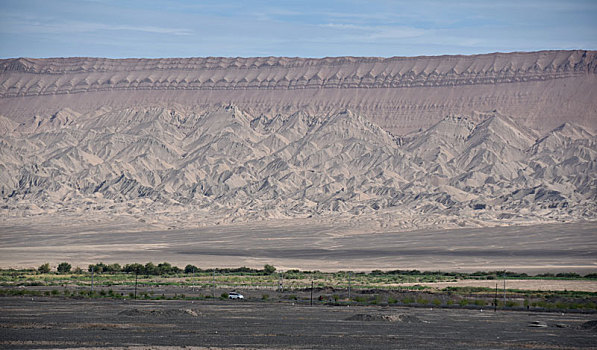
<box><xmin>1</xmin><ymin>296</ymin><xmax>596</xmax><ymax>349</ymax></box>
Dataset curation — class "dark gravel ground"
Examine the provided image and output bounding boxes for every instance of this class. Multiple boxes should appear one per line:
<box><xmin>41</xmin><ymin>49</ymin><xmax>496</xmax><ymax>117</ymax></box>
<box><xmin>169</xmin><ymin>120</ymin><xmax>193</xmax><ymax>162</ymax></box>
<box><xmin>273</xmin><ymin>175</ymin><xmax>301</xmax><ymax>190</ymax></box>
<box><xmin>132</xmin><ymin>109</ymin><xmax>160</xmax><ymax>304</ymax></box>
<box><xmin>1</xmin><ymin>296</ymin><xmax>597</xmax><ymax>349</ymax></box>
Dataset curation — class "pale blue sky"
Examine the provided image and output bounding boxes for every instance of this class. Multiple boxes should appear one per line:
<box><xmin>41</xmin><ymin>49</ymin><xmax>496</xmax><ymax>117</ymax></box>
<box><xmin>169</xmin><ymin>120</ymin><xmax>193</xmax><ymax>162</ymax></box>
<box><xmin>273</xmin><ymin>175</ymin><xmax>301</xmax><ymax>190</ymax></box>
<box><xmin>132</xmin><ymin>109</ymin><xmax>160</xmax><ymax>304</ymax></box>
<box><xmin>1</xmin><ymin>0</ymin><xmax>596</xmax><ymax>58</ymax></box>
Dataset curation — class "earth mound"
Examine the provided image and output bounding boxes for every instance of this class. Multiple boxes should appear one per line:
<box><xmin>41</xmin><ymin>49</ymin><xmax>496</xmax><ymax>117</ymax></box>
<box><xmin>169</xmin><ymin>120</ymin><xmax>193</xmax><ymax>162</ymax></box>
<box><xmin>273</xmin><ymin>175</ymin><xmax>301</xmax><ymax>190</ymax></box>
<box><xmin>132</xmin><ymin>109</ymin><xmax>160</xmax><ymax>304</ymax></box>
<box><xmin>580</xmin><ymin>320</ymin><xmax>597</xmax><ymax>331</ymax></box>
<box><xmin>346</xmin><ymin>313</ymin><xmax>422</xmax><ymax>322</ymax></box>
<box><xmin>118</xmin><ymin>308</ymin><xmax>199</xmax><ymax>317</ymax></box>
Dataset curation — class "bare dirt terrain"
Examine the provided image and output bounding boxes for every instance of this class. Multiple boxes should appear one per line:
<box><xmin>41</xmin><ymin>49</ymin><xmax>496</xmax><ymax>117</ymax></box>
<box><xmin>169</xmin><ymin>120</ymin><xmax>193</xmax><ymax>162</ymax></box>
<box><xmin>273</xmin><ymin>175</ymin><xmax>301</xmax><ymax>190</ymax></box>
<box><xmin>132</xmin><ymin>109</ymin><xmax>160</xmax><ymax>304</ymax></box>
<box><xmin>1</xmin><ymin>297</ymin><xmax>596</xmax><ymax>349</ymax></box>
<box><xmin>402</xmin><ymin>279</ymin><xmax>597</xmax><ymax>292</ymax></box>
<box><xmin>1</xmin><ymin>221</ymin><xmax>595</xmax><ymax>274</ymax></box>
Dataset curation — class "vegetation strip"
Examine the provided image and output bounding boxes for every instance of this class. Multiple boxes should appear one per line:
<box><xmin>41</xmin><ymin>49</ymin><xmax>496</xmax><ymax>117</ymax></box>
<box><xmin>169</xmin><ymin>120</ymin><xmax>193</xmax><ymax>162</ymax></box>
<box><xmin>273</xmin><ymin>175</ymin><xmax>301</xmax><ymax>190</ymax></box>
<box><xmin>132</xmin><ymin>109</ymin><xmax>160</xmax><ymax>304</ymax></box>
<box><xmin>1</xmin><ymin>262</ymin><xmax>596</xmax><ymax>313</ymax></box>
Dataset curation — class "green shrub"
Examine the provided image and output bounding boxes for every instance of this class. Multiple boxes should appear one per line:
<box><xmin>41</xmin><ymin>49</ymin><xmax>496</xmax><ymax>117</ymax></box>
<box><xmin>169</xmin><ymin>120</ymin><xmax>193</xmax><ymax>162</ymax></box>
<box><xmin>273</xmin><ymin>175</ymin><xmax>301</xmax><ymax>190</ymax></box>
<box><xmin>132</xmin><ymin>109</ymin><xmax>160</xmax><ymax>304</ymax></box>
<box><xmin>88</xmin><ymin>263</ymin><xmax>107</xmax><ymax>273</ymax></box>
<box><xmin>416</xmin><ymin>297</ymin><xmax>428</xmax><ymax>305</ymax></box>
<box><xmin>354</xmin><ymin>296</ymin><xmax>367</xmax><ymax>303</ymax></box>
<box><xmin>57</xmin><ymin>262</ymin><xmax>71</xmax><ymax>273</ymax></box>
<box><xmin>264</xmin><ymin>264</ymin><xmax>276</xmax><ymax>275</ymax></box>
<box><xmin>262</xmin><ymin>294</ymin><xmax>269</xmax><ymax>300</ymax></box>
<box><xmin>123</xmin><ymin>263</ymin><xmax>144</xmax><ymax>274</ymax></box>
<box><xmin>371</xmin><ymin>295</ymin><xmax>383</xmax><ymax>305</ymax></box>
<box><xmin>105</xmin><ymin>263</ymin><xmax>122</xmax><ymax>274</ymax></box>
<box><xmin>144</xmin><ymin>262</ymin><xmax>157</xmax><ymax>275</ymax></box>
<box><xmin>38</xmin><ymin>263</ymin><xmax>51</xmax><ymax>274</ymax></box>
<box><xmin>185</xmin><ymin>264</ymin><xmax>199</xmax><ymax>274</ymax></box>
<box><xmin>555</xmin><ymin>272</ymin><xmax>581</xmax><ymax>278</ymax></box>
<box><xmin>474</xmin><ymin>299</ymin><xmax>486</xmax><ymax>306</ymax></box>
<box><xmin>459</xmin><ymin>299</ymin><xmax>469</xmax><ymax>306</ymax></box>
<box><xmin>221</xmin><ymin>292</ymin><xmax>229</xmax><ymax>299</ymax></box>
<box><xmin>402</xmin><ymin>297</ymin><xmax>415</xmax><ymax>304</ymax></box>
<box><xmin>388</xmin><ymin>297</ymin><xmax>398</xmax><ymax>304</ymax></box>
<box><xmin>432</xmin><ymin>298</ymin><xmax>442</xmax><ymax>306</ymax></box>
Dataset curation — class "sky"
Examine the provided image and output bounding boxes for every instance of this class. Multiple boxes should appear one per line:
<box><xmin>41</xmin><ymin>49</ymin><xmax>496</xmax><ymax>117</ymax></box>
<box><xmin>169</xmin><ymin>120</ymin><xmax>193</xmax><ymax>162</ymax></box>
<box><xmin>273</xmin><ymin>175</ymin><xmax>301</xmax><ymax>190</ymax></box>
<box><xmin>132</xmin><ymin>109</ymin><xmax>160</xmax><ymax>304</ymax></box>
<box><xmin>1</xmin><ymin>0</ymin><xmax>596</xmax><ymax>58</ymax></box>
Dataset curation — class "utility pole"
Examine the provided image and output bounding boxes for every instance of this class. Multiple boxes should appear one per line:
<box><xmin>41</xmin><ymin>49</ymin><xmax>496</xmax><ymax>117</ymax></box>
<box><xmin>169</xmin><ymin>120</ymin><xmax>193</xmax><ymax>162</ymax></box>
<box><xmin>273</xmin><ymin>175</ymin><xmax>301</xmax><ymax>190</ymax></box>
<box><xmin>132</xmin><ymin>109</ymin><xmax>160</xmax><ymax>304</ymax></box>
<box><xmin>310</xmin><ymin>280</ymin><xmax>314</xmax><ymax>306</ymax></box>
<box><xmin>494</xmin><ymin>283</ymin><xmax>498</xmax><ymax>312</ymax></box>
<box><xmin>503</xmin><ymin>272</ymin><xmax>506</xmax><ymax>307</ymax></box>
<box><xmin>348</xmin><ymin>272</ymin><xmax>351</xmax><ymax>301</ymax></box>
<box><xmin>212</xmin><ymin>269</ymin><xmax>216</xmax><ymax>299</ymax></box>
<box><xmin>90</xmin><ymin>267</ymin><xmax>94</xmax><ymax>294</ymax></box>
<box><xmin>134</xmin><ymin>271</ymin><xmax>138</xmax><ymax>300</ymax></box>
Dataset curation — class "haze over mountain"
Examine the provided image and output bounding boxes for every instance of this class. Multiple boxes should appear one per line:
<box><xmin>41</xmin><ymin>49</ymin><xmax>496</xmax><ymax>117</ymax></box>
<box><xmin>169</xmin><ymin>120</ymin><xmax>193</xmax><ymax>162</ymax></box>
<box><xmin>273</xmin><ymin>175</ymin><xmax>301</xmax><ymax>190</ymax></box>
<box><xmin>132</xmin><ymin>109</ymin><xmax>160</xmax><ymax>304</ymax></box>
<box><xmin>0</xmin><ymin>50</ymin><xmax>595</xmax><ymax>230</ymax></box>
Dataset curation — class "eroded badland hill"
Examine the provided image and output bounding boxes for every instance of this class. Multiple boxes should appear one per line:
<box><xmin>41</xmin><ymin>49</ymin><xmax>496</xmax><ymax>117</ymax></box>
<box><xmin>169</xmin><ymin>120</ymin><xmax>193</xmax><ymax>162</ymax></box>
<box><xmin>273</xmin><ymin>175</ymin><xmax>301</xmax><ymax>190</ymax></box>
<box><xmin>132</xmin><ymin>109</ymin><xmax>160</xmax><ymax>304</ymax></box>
<box><xmin>0</xmin><ymin>50</ymin><xmax>595</xmax><ymax>230</ymax></box>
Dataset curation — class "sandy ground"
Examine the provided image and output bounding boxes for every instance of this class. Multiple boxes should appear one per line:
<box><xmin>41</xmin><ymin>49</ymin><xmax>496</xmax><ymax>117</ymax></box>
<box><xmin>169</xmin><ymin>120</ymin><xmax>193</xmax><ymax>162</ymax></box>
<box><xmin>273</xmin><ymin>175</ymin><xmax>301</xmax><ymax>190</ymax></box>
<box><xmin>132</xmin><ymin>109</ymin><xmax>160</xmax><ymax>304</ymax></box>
<box><xmin>1</xmin><ymin>297</ymin><xmax>596</xmax><ymax>349</ymax></box>
<box><xmin>1</xmin><ymin>220</ymin><xmax>596</xmax><ymax>274</ymax></box>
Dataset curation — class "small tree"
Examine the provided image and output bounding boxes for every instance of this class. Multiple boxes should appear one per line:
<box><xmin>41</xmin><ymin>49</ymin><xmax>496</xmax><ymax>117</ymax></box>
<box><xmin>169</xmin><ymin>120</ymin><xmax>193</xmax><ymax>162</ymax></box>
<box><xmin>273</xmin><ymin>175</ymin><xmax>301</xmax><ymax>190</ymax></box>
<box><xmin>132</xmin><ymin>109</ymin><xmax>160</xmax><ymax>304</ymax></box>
<box><xmin>185</xmin><ymin>264</ymin><xmax>199</xmax><ymax>274</ymax></box>
<box><xmin>123</xmin><ymin>263</ymin><xmax>144</xmax><ymax>274</ymax></box>
<box><xmin>38</xmin><ymin>263</ymin><xmax>51</xmax><ymax>274</ymax></box>
<box><xmin>88</xmin><ymin>262</ymin><xmax>107</xmax><ymax>273</ymax></box>
<box><xmin>144</xmin><ymin>262</ymin><xmax>157</xmax><ymax>275</ymax></box>
<box><xmin>263</xmin><ymin>264</ymin><xmax>276</xmax><ymax>275</ymax></box>
<box><xmin>105</xmin><ymin>263</ymin><xmax>121</xmax><ymax>274</ymax></box>
<box><xmin>57</xmin><ymin>262</ymin><xmax>71</xmax><ymax>273</ymax></box>
<box><xmin>157</xmin><ymin>262</ymin><xmax>172</xmax><ymax>275</ymax></box>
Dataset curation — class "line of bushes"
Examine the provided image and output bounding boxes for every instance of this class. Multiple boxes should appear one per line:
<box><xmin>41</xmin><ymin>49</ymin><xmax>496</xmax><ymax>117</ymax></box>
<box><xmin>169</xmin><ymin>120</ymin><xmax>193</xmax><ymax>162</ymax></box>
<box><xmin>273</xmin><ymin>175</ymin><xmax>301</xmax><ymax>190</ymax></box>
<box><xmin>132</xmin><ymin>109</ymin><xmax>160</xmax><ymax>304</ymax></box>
<box><xmin>14</xmin><ymin>262</ymin><xmax>278</xmax><ymax>276</ymax></box>
<box><xmin>3</xmin><ymin>264</ymin><xmax>596</xmax><ymax>280</ymax></box>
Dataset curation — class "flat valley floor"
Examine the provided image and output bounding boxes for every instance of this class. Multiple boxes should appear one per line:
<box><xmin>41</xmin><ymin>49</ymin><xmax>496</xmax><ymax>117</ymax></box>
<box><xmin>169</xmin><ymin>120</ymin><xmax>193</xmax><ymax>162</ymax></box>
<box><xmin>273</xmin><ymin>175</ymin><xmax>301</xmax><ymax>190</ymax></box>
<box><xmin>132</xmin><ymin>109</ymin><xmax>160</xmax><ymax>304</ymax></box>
<box><xmin>1</xmin><ymin>297</ymin><xmax>597</xmax><ymax>349</ymax></box>
<box><xmin>0</xmin><ymin>220</ymin><xmax>596</xmax><ymax>274</ymax></box>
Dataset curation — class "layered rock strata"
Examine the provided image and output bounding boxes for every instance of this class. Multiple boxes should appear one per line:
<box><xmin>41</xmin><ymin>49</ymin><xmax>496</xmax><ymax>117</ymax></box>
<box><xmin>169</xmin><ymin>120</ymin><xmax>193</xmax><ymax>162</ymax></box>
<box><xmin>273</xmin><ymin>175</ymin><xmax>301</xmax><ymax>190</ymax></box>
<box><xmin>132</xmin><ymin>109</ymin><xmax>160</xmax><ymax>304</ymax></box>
<box><xmin>1</xmin><ymin>50</ymin><xmax>596</xmax><ymax>134</ymax></box>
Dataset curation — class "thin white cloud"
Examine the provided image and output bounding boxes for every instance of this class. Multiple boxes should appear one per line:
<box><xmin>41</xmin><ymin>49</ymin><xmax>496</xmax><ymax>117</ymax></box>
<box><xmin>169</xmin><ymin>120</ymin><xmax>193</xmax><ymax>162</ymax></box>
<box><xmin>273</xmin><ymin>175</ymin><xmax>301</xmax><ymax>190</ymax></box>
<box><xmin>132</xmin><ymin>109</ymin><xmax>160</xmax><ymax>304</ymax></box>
<box><xmin>322</xmin><ymin>23</ymin><xmax>427</xmax><ymax>40</ymax></box>
<box><xmin>0</xmin><ymin>13</ymin><xmax>192</xmax><ymax>36</ymax></box>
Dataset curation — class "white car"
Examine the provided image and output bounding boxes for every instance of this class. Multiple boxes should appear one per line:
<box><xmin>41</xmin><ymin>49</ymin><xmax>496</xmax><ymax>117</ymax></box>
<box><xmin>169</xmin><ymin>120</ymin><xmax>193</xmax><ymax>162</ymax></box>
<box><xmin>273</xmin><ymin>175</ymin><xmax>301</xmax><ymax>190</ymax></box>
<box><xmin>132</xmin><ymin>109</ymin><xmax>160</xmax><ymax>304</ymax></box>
<box><xmin>228</xmin><ymin>292</ymin><xmax>244</xmax><ymax>299</ymax></box>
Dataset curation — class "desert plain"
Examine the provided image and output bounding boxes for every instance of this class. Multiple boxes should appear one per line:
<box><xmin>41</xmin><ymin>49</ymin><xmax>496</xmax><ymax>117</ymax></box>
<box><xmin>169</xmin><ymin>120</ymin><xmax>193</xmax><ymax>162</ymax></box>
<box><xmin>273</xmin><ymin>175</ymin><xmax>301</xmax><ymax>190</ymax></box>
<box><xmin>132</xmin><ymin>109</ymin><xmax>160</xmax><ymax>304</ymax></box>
<box><xmin>1</xmin><ymin>219</ymin><xmax>596</xmax><ymax>275</ymax></box>
<box><xmin>1</xmin><ymin>50</ymin><xmax>597</xmax><ymax>349</ymax></box>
